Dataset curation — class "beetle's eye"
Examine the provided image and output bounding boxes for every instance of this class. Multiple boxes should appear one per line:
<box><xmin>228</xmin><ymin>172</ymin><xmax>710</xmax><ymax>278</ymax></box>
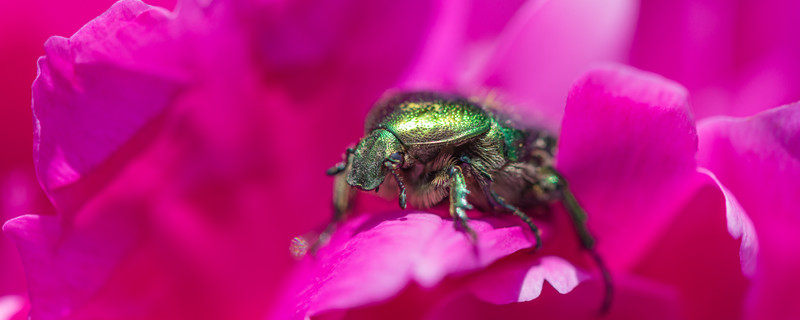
<box><xmin>386</xmin><ymin>152</ymin><xmax>404</xmax><ymax>169</ymax></box>
<box><xmin>389</xmin><ymin>152</ymin><xmax>403</xmax><ymax>162</ymax></box>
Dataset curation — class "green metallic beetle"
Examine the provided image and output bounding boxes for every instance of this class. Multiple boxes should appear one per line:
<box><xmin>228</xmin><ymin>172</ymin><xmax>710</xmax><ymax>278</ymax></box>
<box><xmin>325</xmin><ymin>91</ymin><xmax>612</xmax><ymax>312</ymax></box>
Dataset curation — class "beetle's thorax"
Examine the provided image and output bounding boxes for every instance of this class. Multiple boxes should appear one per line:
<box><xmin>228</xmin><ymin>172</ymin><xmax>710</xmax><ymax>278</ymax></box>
<box><xmin>346</xmin><ymin>129</ymin><xmax>403</xmax><ymax>191</ymax></box>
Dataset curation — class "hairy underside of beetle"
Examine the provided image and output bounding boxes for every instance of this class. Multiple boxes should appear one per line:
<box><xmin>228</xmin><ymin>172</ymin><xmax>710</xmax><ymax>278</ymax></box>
<box><xmin>376</xmin><ymin>125</ymin><xmax>558</xmax><ymax>213</ymax></box>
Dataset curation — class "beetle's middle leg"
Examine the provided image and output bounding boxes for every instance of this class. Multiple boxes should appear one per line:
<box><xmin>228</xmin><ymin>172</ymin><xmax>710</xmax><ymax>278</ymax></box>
<box><xmin>448</xmin><ymin>165</ymin><xmax>477</xmax><ymax>242</ymax></box>
<box><xmin>459</xmin><ymin>156</ymin><xmax>543</xmax><ymax>251</ymax></box>
<box><xmin>488</xmin><ymin>189</ymin><xmax>543</xmax><ymax>251</ymax></box>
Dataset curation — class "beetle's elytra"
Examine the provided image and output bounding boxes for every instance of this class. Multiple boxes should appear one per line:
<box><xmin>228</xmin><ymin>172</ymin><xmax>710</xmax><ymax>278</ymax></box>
<box><xmin>325</xmin><ymin>91</ymin><xmax>612</xmax><ymax>312</ymax></box>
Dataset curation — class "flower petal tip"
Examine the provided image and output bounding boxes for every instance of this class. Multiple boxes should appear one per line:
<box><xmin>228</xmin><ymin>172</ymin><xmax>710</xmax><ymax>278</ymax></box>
<box><xmin>570</xmin><ymin>63</ymin><xmax>690</xmax><ymax>115</ymax></box>
<box><xmin>697</xmin><ymin>168</ymin><xmax>759</xmax><ymax>277</ymax></box>
<box><xmin>0</xmin><ymin>295</ymin><xmax>29</xmax><ymax>320</ymax></box>
<box><xmin>469</xmin><ymin>256</ymin><xmax>587</xmax><ymax>305</ymax></box>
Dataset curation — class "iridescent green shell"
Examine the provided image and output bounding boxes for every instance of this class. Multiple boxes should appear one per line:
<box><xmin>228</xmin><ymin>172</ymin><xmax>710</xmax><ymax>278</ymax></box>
<box><xmin>365</xmin><ymin>92</ymin><xmax>491</xmax><ymax>146</ymax></box>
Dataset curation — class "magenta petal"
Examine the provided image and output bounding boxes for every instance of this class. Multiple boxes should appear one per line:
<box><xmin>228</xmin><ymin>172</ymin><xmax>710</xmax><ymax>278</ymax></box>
<box><xmin>425</xmin><ymin>275</ymin><xmax>681</xmax><ymax>320</ymax></box>
<box><xmin>630</xmin><ymin>0</ymin><xmax>800</xmax><ymax>119</ymax></box>
<box><xmin>253</xmin><ymin>0</ymin><xmax>445</xmax><ymax>105</ymax></box>
<box><xmin>0</xmin><ymin>295</ymin><xmax>28</xmax><ymax>320</ymax></box>
<box><xmin>399</xmin><ymin>0</ymin><xmax>529</xmax><ymax>89</ymax></box>
<box><xmin>696</xmin><ymin>102</ymin><xmax>800</xmax><ymax>320</ymax></box>
<box><xmin>32</xmin><ymin>0</ymin><xmax>185</xmax><ymax>195</ymax></box>
<box><xmin>697</xmin><ymin>168</ymin><xmax>759</xmax><ymax>276</ymax></box>
<box><xmin>468</xmin><ymin>255</ymin><xmax>588</xmax><ymax>304</ymax></box>
<box><xmin>2</xmin><ymin>213</ymin><xmax>136</xmax><ymax>319</ymax></box>
<box><xmin>632</xmin><ymin>177</ymin><xmax>750</xmax><ymax>319</ymax></box>
<box><xmin>281</xmin><ymin>212</ymin><xmax>534</xmax><ymax>319</ymax></box>
<box><xmin>0</xmin><ymin>170</ymin><xmax>52</xmax><ymax>297</ymax></box>
<box><xmin>471</xmin><ymin>0</ymin><xmax>638</xmax><ymax>128</ymax></box>
<box><xmin>558</xmin><ymin>64</ymin><xmax>699</xmax><ymax>270</ymax></box>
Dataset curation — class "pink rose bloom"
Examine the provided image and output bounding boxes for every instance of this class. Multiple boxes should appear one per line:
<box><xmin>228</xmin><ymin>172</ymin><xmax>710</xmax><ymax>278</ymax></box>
<box><xmin>1</xmin><ymin>0</ymin><xmax>796</xmax><ymax>319</ymax></box>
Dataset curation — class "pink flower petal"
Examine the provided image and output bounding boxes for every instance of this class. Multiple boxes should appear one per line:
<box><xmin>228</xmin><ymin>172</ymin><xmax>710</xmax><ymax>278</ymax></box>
<box><xmin>251</xmin><ymin>0</ymin><xmax>451</xmax><ymax>108</ymax></box>
<box><xmin>630</xmin><ymin>0</ymin><xmax>800</xmax><ymax>119</ymax></box>
<box><xmin>279</xmin><ymin>211</ymin><xmax>535</xmax><ymax>319</ymax></box>
<box><xmin>32</xmin><ymin>0</ymin><xmax>185</xmax><ymax>200</ymax></box>
<box><xmin>0</xmin><ymin>169</ymin><xmax>53</xmax><ymax>298</ymax></box>
<box><xmin>697</xmin><ymin>168</ymin><xmax>758</xmax><ymax>276</ymax></box>
<box><xmin>468</xmin><ymin>255</ymin><xmax>588</xmax><ymax>304</ymax></box>
<box><xmin>3</xmin><ymin>213</ymin><xmax>137</xmax><ymax>319</ymax></box>
<box><xmin>424</xmin><ymin>274</ymin><xmax>682</xmax><ymax>320</ymax></box>
<box><xmin>398</xmin><ymin>0</ymin><xmax>530</xmax><ymax>89</ymax></box>
<box><xmin>696</xmin><ymin>102</ymin><xmax>800</xmax><ymax>320</ymax></box>
<box><xmin>557</xmin><ymin>64</ymin><xmax>699</xmax><ymax>270</ymax></box>
<box><xmin>630</xmin><ymin>0</ymin><xmax>736</xmax><ymax>95</ymax></box>
<box><xmin>468</xmin><ymin>0</ymin><xmax>638</xmax><ymax>128</ymax></box>
<box><xmin>0</xmin><ymin>295</ymin><xmax>28</xmax><ymax>320</ymax></box>
<box><xmin>631</xmin><ymin>174</ymin><xmax>750</xmax><ymax>319</ymax></box>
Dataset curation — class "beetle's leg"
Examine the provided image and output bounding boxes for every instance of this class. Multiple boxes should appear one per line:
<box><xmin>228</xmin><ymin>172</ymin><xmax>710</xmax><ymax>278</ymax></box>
<box><xmin>489</xmin><ymin>189</ymin><xmax>543</xmax><ymax>251</ymax></box>
<box><xmin>543</xmin><ymin>167</ymin><xmax>613</xmax><ymax>314</ymax></box>
<box><xmin>384</xmin><ymin>160</ymin><xmax>407</xmax><ymax>209</ymax></box>
<box><xmin>326</xmin><ymin>147</ymin><xmax>355</xmax><ymax>176</ymax></box>
<box><xmin>329</xmin><ymin>148</ymin><xmax>356</xmax><ymax>221</ymax></box>
<box><xmin>457</xmin><ymin>156</ymin><xmax>543</xmax><ymax>250</ymax></box>
<box><xmin>313</xmin><ymin>148</ymin><xmax>356</xmax><ymax>254</ymax></box>
<box><xmin>457</xmin><ymin>156</ymin><xmax>503</xmax><ymax>211</ymax></box>
<box><xmin>448</xmin><ymin>165</ymin><xmax>477</xmax><ymax>242</ymax></box>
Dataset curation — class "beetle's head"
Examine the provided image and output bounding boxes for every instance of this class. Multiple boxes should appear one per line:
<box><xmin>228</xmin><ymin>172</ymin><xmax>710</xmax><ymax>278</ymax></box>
<box><xmin>347</xmin><ymin>129</ymin><xmax>404</xmax><ymax>191</ymax></box>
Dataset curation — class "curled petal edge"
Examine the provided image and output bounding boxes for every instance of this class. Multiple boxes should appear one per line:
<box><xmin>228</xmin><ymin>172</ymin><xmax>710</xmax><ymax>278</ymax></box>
<box><xmin>468</xmin><ymin>255</ymin><xmax>588</xmax><ymax>304</ymax></box>
<box><xmin>0</xmin><ymin>295</ymin><xmax>27</xmax><ymax>320</ymax></box>
<box><xmin>697</xmin><ymin>167</ymin><xmax>759</xmax><ymax>277</ymax></box>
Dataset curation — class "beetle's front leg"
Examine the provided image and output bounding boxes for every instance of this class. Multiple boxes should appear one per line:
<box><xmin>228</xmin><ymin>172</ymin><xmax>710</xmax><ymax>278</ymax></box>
<box><xmin>326</xmin><ymin>147</ymin><xmax>355</xmax><ymax>176</ymax></box>
<box><xmin>327</xmin><ymin>148</ymin><xmax>356</xmax><ymax>220</ymax></box>
<box><xmin>315</xmin><ymin>148</ymin><xmax>356</xmax><ymax>253</ymax></box>
<box><xmin>448</xmin><ymin>165</ymin><xmax>477</xmax><ymax>242</ymax></box>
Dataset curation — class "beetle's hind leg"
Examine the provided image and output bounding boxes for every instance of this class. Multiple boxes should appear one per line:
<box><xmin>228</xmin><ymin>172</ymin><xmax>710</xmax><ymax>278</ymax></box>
<box><xmin>542</xmin><ymin>167</ymin><xmax>613</xmax><ymax>314</ymax></box>
<box><xmin>448</xmin><ymin>165</ymin><xmax>477</xmax><ymax>242</ymax></box>
<box><xmin>488</xmin><ymin>189</ymin><xmax>543</xmax><ymax>251</ymax></box>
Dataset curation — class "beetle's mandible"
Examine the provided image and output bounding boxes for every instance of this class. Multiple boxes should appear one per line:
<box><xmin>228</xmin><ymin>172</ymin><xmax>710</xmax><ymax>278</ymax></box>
<box><xmin>324</xmin><ymin>91</ymin><xmax>612</xmax><ymax>312</ymax></box>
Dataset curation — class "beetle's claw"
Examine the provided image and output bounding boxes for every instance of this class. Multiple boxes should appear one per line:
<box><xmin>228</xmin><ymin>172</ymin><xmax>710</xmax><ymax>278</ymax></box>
<box><xmin>326</xmin><ymin>163</ymin><xmax>345</xmax><ymax>176</ymax></box>
<box><xmin>532</xmin><ymin>230</ymin><xmax>543</xmax><ymax>251</ymax></box>
<box><xmin>454</xmin><ymin>218</ymin><xmax>478</xmax><ymax>243</ymax></box>
<box><xmin>399</xmin><ymin>187</ymin><xmax>407</xmax><ymax>209</ymax></box>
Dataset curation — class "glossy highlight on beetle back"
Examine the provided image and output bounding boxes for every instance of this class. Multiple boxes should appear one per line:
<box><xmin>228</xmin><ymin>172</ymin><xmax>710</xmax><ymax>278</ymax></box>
<box><xmin>366</xmin><ymin>92</ymin><xmax>491</xmax><ymax>146</ymax></box>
